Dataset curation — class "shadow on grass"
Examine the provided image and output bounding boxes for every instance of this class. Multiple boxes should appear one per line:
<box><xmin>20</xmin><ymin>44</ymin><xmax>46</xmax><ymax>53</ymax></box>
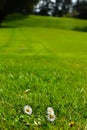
<box><xmin>5</xmin><ymin>13</ymin><xmax>28</xmax><ymax>21</ymax></box>
<box><xmin>0</xmin><ymin>13</ymin><xmax>28</xmax><ymax>28</ymax></box>
<box><xmin>73</xmin><ymin>26</ymin><xmax>87</xmax><ymax>32</ymax></box>
<box><xmin>2</xmin><ymin>24</ymin><xmax>87</xmax><ymax>33</ymax></box>
<box><xmin>0</xmin><ymin>25</ymin><xmax>15</xmax><ymax>28</ymax></box>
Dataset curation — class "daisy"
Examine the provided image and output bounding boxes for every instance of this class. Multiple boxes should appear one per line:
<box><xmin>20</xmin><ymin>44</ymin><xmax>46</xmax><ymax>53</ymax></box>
<box><xmin>24</xmin><ymin>105</ymin><xmax>32</xmax><ymax>115</ymax></box>
<box><xmin>47</xmin><ymin>107</ymin><xmax>54</xmax><ymax>115</ymax></box>
<box><xmin>47</xmin><ymin>114</ymin><xmax>56</xmax><ymax>122</ymax></box>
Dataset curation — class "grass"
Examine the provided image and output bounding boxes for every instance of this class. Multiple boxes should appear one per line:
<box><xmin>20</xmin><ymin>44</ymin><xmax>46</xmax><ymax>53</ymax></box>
<box><xmin>0</xmin><ymin>15</ymin><xmax>87</xmax><ymax>129</ymax></box>
<box><xmin>3</xmin><ymin>14</ymin><xmax>87</xmax><ymax>31</ymax></box>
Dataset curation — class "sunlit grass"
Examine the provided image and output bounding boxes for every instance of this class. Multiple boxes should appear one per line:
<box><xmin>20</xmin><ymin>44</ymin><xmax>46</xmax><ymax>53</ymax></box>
<box><xmin>0</xmin><ymin>15</ymin><xmax>87</xmax><ymax>129</ymax></box>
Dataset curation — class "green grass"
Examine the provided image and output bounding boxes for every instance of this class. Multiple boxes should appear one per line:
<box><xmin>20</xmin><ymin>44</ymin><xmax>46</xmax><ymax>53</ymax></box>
<box><xmin>1</xmin><ymin>15</ymin><xmax>87</xmax><ymax>129</ymax></box>
<box><xmin>3</xmin><ymin>14</ymin><xmax>87</xmax><ymax>31</ymax></box>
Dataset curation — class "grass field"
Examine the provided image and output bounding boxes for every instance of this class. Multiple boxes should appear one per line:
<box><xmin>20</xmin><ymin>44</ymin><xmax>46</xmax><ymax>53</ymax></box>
<box><xmin>1</xmin><ymin>15</ymin><xmax>87</xmax><ymax>129</ymax></box>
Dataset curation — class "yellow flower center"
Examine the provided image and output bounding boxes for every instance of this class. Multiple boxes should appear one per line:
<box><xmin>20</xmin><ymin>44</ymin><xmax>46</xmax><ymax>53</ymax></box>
<box><xmin>26</xmin><ymin>108</ymin><xmax>30</xmax><ymax>113</ymax></box>
<box><xmin>69</xmin><ymin>122</ymin><xmax>75</xmax><ymax>127</ymax></box>
<box><xmin>49</xmin><ymin>114</ymin><xmax>54</xmax><ymax>119</ymax></box>
<box><xmin>49</xmin><ymin>110</ymin><xmax>53</xmax><ymax>112</ymax></box>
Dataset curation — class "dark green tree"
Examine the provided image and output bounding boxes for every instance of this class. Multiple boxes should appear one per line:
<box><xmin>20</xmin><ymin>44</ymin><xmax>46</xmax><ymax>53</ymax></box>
<box><xmin>34</xmin><ymin>0</ymin><xmax>72</xmax><ymax>16</ymax></box>
<box><xmin>73</xmin><ymin>0</ymin><xmax>87</xmax><ymax>19</ymax></box>
<box><xmin>0</xmin><ymin>0</ymin><xmax>38</xmax><ymax>25</ymax></box>
<box><xmin>53</xmin><ymin>0</ymin><xmax>72</xmax><ymax>17</ymax></box>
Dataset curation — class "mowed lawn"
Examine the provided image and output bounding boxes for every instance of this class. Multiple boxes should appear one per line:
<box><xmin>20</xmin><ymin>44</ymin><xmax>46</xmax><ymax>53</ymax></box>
<box><xmin>1</xmin><ymin>15</ymin><xmax>87</xmax><ymax>129</ymax></box>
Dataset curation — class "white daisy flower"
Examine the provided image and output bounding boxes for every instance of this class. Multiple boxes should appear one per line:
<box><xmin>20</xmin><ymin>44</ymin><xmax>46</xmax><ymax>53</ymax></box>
<box><xmin>47</xmin><ymin>114</ymin><xmax>56</xmax><ymax>122</ymax></box>
<box><xmin>47</xmin><ymin>107</ymin><xmax>54</xmax><ymax>115</ymax></box>
<box><xmin>24</xmin><ymin>105</ymin><xmax>32</xmax><ymax>115</ymax></box>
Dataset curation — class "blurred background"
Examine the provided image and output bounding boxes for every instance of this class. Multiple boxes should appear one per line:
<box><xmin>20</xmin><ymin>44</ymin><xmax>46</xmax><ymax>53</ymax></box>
<box><xmin>0</xmin><ymin>0</ymin><xmax>87</xmax><ymax>25</ymax></box>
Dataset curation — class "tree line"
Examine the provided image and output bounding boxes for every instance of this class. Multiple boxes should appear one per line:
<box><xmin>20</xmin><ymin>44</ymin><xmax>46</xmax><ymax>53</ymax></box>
<box><xmin>0</xmin><ymin>0</ymin><xmax>38</xmax><ymax>24</ymax></box>
<box><xmin>0</xmin><ymin>0</ymin><xmax>87</xmax><ymax>25</ymax></box>
<box><xmin>34</xmin><ymin>0</ymin><xmax>87</xmax><ymax>19</ymax></box>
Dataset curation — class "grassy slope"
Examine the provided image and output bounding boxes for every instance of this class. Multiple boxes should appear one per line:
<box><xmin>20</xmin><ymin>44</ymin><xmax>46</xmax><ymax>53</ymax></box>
<box><xmin>0</xmin><ymin>15</ymin><xmax>87</xmax><ymax>129</ymax></box>
<box><xmin>4</xmin><ymin>14</ymin><xmax>87</xmax><ymax>31</ymax></box>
